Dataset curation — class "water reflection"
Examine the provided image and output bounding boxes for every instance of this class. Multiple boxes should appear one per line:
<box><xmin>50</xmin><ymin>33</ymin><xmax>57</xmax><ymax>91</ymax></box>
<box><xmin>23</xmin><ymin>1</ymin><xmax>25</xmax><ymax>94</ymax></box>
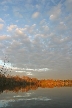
<box><xmin>0</xmin><ymin>74</ymin><xmax>72</xmax><ymax>108</ymax></box>
<box><xmin>0</xmin><ymin>85</ymin><xmax>72</xmax><ymax>108</ymax></box>
<box><xmin>0</xmin><ymin>88</ymin><xmax>52</xmax><ymax>108</ymax></box>
<box><xmin>0</xmin><ymin>80</ymin><xmax>72</xmax><ymax>94</ymax></box>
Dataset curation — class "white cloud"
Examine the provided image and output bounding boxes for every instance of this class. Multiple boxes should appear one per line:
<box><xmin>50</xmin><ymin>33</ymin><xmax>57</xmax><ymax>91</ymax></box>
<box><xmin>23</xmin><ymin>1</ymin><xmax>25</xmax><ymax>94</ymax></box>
<box><xmin>26</xmin><ymin>72</ymin><xmax>33</xmax><ymax>75</ymax></box>
<box><xmin>0</xmin><ymin>43</ymin><xmax>5</xmax><ymax>48</ymax></box>
<box><xmin>49</xmin><ymin>4</ymin><xmax>61</xmax><ymax>21</ymax></box>
<box><xmin>26</xmin><ymin>24</ymin><xmax>36</xmax><ymax>34</ymax></box>
<box><xmin>4</xmin><ymin>14</ymin><xmax>9</xmax><ymax>17</ymax></box>
<box><xmin>16</xmin><ymin>20</ymin><xmax>19</xmax><ymax>22</ymax></box>
<box><xmin>0</xmin><ymin>18</ymin><xmax>4</xmax><ymax>23</ymax></box>
<box><xmin>0</xmin><ymin>21</ymin><xmax>72</xmax><ymax>74</ymax></box>
<box><xmin>40</xmin><ymin>19</ymin><xmax>46</xmax><ymax>25</ymax></box>
<box><xmin>15</xmin><ymin>28</ymin><xmax>24</xmax><ymax>35</ymax></box>
<box><xmin>0</xmin><ymin>0</ymin><xmax>72</xmax><ymax>78</ymax></box>
<box><xmin>0</xmin><ymin>35</ymin><xmax>11</xmax><ymax>41</ymax></box>
<box><xmin>0</xmin><ymin>0</ymin><xmax>72</xmax><ymax>75</ymax></box>
<box><xmin>54</xmin><ymin>22</ymin><xmax>67</xmax><ymax>34</ymax></box>
<box><xmin>65</xmin><ymin>0</ymin><xmax>72</xmax><ymax>12</ymax></box>
<box><xmin>3</xmin><ymin>6</ymin><xmax>9</xmax><ymax>11</ymax></box>
<box><xmin>13</xmin><ymin>6</ymin><xmax>23</xmax><ymax>18</ymax></box>
<box><xmin>50</xmin><ymin>14</ymin><xmax>56</xmax><ymax>21</ymax></box>
<box><xmin>1</xmin><ymin>0</ymin><xmax>12</xmax><ymax>5</ymax></box>
<box><xmin>7</xmin><ymin>24</ymin><xmax>17</xmax><ymax>31</ymax></box>
<box><xmin>0</xmin><ymin>24</ymin><xmax>4</xmax><ymax>30</ymax></box>
<box><xmin>15</xmin><ymin>12</ymin><xmax>23</xmax><ymax>18</ymax></box>
<box><xmin>32</xmin><ymin>12</ymin><xmax>40</xmax><ymax>18</ymax></box>
<box><xmin>41</xmin><ymin>25</ymin><xmax>49</xmax><ymax>32</ymax></box>
<box><xmin>0</xmin><ymin>35</ymin><xmax>7</xmax><ymax>41</ymax></box>
<box><xmin>51</xmin><ymin>0</ymin><xmax>56</xmax><ymax>5</ymax></box>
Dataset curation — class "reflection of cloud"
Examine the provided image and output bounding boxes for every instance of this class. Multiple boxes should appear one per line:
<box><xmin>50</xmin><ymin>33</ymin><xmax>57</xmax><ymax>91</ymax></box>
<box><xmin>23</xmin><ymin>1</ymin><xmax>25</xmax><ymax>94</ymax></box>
<box><xmin>0</xmin><ymin>92</ymin><xmax>32</xmax><ymax>106</ymax></box>
<box><xmin>17</xmin><ymin>97</ymin><xmax>51</xmax><ymax>101</ymax></box>
<box><xmin>0</xmin><ymin>99</ymin><xmax>15</xmax><ymax>108</ymax></box>
<box><xmin>0</xmin><ymin>97</ymin><xmax>51</xmax><ymax>107</ymax></box>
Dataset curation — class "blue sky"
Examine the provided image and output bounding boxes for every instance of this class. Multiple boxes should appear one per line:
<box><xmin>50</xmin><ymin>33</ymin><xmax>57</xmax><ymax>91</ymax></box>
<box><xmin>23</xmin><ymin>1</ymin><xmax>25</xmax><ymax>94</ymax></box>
<box><xmin>0</xmin><ymin>0</ymin><xmax>72</xmax><ymax>79</ymax></box>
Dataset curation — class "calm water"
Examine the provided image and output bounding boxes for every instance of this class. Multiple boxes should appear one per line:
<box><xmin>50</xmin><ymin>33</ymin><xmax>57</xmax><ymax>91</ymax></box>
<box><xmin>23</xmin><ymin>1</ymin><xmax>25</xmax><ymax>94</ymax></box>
<box><xmin>0</xmin><ymin>87</ymin><xmax>72</xmax><ymax>108</ymax></box>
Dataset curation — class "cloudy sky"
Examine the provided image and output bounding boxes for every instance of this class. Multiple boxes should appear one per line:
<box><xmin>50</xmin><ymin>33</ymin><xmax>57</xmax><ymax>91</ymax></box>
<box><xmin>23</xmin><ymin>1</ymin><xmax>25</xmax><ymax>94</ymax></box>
<box><xmin>0</xmin><ymin>0</ymin><xmax>72</xmax><ymax>79</ymax></box>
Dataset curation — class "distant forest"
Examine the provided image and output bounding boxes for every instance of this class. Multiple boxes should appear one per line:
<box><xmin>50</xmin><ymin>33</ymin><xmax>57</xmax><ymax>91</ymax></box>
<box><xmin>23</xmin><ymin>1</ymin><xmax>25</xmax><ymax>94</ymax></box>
<box><xmin>0</xmin><ymin>73</ymin><xmax>72</xmax><ymax>93</ymax></box>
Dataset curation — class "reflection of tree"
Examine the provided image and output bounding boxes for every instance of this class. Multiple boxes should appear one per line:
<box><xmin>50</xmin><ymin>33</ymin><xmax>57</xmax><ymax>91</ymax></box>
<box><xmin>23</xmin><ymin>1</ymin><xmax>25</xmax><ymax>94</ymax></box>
<box><xmin>0</xmin><ymin>73</ymin><xmax>72</xmax><ymax>93</ymax></box>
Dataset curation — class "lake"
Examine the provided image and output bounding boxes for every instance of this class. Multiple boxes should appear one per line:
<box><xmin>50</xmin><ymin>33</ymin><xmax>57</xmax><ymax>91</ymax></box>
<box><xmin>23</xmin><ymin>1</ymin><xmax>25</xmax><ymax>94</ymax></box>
<box><xmin>0</xmin><ymin>87</ymin><xmax>72</xmax><ymax>108</ymax></box>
